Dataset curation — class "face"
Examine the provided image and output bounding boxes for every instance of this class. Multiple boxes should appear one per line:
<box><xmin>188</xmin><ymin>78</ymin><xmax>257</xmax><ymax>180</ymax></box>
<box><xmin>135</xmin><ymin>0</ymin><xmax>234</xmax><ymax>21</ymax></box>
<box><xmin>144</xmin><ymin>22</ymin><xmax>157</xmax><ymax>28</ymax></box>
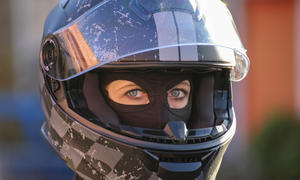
<box><xmin>105</xmin><ymin>80</ymin><xmax>191</xmax><ymax>109</ymax></box>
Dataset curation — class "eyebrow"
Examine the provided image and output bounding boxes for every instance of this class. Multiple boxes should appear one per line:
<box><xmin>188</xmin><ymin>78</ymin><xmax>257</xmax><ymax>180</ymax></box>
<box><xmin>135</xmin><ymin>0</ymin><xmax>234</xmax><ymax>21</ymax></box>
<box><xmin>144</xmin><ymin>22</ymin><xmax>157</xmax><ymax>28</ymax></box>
<box><xmin>167</xmin><ymin>81</ymin><xmax>190</xmax><ymax>93</ymax></box>
<box><xmin>118</xmin><ymin>84</ymin><xmax>142</xmax><ymax>91</ymax></box>
<box><xmin>116</xmin><ymin>84</ymin><xmax>147</xmax><ymax>99</ymax></box>
<box><xmin>179</xmin><ymin>81</ymin><xmax>190</xmax><ymax>86</ymax></box>
<box><xmin>174</xmin><ymin>80</ymin><xmax>190</xmax><ymax>88</ymax></box>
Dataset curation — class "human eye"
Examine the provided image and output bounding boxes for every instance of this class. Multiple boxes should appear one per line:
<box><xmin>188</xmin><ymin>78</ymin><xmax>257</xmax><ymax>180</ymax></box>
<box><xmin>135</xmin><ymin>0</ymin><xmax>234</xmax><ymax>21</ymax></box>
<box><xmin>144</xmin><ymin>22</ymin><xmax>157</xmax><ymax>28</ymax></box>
<box><xmin>123</xmin><ymin>89</ymin><xmax>149</xmax><ymax>104</ymax></box>
<box><xmin>126</xmin><ymin>89</ymin><xmax>145</xmax><ymax>98</ymax></box>
<box><xmin>106</xmin><ymin>80</ymin><xmax>149</xmax><ymax>105</ymax></box>
<box><xmin>168</xmin><ymin>89</ymin><xmax>187</xmax><ymax>99</ymax></box>
<box><xmin>167</xmin><ymin>80</ymin><xmax>190</xmax><ymax>109</ymax></box>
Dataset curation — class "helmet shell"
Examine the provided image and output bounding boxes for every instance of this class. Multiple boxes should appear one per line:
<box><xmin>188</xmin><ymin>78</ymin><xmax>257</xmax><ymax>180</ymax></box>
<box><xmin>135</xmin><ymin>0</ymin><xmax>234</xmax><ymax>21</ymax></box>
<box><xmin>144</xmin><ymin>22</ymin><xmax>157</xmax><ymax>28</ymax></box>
<box><xmin>40</xmin><ymin>0</ymin><xmax>246</xmax><ymax>179</ymax></box>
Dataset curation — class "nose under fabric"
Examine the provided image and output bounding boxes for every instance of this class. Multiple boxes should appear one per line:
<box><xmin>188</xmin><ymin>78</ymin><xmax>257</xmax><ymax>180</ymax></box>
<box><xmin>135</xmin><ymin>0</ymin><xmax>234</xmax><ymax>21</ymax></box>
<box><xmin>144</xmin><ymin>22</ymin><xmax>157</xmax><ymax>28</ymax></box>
<box><xmin>100</xmin><ymin>71</ymin><xmax>192</xmax><ymax>129</ymax></box>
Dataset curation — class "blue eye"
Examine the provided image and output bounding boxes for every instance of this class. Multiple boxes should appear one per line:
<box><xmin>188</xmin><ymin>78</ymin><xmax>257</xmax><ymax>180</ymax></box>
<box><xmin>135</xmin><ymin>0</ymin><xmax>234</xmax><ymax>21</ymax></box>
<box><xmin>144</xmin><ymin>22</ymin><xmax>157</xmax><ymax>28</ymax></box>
<box><xmin>170</xmin><ymin>89</ymin><xmax>180</xmax><ymax>97</ymax></box>
<box><xmin>127</xmin><ymin>89</ymin><xmax>146</xmax><ymax>98</ymax></box>
<box><xmin>169</xmin><ymin>89</ymin><xmax>186</xmax><ymax>98</ymax></box>
<box><xmin>128</xmin><ymin>90</ymin><xmax>139</xmax><ymax>97</ymax></box>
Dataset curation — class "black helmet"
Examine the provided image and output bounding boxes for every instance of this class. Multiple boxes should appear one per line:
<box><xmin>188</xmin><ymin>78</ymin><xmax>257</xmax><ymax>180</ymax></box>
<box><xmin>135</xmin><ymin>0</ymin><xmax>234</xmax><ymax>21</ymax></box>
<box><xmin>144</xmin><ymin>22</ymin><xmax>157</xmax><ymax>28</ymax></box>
<box><xmin>39</xmin><ymin>0</ymin><xmax>249</xmax><ymax>179</ymax></box>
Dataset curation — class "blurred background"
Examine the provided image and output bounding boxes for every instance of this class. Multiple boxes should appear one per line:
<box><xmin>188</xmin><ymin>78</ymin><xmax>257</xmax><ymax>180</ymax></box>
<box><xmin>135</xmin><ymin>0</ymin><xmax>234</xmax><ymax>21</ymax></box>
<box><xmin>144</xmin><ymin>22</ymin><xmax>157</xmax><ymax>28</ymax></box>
<box><xmin>0</xmin><ymin>0</ymin><xmax>299</xmax><ymax>179</ymax></box>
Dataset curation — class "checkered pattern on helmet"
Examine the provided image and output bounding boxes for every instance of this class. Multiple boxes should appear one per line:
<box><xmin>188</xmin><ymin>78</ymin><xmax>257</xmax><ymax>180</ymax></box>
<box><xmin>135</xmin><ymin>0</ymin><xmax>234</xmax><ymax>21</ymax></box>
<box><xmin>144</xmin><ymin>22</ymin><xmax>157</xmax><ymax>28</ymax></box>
<box><xmin>41</xmin><ymin>81</ymin><xmax>157</xmax><ymax>179</ymax></box>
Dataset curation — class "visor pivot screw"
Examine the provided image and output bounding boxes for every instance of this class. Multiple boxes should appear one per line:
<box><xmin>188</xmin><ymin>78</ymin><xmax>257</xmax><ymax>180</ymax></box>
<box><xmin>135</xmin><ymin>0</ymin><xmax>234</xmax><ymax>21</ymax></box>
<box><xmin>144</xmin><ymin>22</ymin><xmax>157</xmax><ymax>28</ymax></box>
<box><xmin>41</xmin><ymin>36</ymin><xmax>59</xmax><ymax>72</ymax></box>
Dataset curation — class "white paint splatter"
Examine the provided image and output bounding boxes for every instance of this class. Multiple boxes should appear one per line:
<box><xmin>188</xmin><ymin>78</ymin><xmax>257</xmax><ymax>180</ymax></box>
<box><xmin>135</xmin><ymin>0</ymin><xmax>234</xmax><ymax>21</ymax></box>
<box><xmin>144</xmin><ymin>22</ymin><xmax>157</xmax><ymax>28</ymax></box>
<box><xmin>74</xmin><ymin>147</ymin><xmax>86</xmax><ymax>160</ymax></box>
<box><xmin>94</xmin><ymin>48</ymin><xmax>118</xmax><ymax>63</ymax></box>
<box><xmin>76</xmin><ymin>0</ymin><xmax>92</xmax><ymax>13</ymax></box>
<box><xmin>79</xmin><ymin>128</ymin><xmax>86</xmax><ymax>140</ymax></box>
<box><xmin>53</xmin><ymin>140</ymin><xmax>60</xmax><ymax>146</ymax></box>
<box><xmin>97</xmin><ymin>162</ymin><xmax>106</xmax><ymax>174</ymax></box>
<box><xmin>93</xmin><ymin>24</ymin><xmax>105</xmax><ymax>42</ymax></box>
<box><xmin>67</xmin><ymin>17</ymin><xmax>73</xmax><ymax>22</ymax></box>
<box><xmin>90</xmin><ymin>149</ymin><xmax>97</xmax><ymax>159</ymax></box>
<box><xmin>114</xmin><ymin>10</ymin><xmax>135</xmax><ymax>27</ymax></box>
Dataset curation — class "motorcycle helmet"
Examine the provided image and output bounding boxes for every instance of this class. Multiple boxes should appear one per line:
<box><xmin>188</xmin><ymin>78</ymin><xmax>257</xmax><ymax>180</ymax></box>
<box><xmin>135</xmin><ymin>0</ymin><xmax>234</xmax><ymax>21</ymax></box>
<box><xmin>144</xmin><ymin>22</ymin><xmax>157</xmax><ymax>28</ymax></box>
<box><xmin>39</xmin><ymin>0</ymin><xmax>249</xmax><ymax>179</ymax></box>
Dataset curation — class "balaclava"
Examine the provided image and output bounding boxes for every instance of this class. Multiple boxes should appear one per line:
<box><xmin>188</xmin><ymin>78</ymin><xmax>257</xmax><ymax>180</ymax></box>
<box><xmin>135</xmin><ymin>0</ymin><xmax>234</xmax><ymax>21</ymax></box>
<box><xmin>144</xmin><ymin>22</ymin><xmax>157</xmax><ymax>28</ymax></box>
<box><xmin>100</xmin><ymin>71</ymin><xmax>193</xmax><ymax>129</ymax></box>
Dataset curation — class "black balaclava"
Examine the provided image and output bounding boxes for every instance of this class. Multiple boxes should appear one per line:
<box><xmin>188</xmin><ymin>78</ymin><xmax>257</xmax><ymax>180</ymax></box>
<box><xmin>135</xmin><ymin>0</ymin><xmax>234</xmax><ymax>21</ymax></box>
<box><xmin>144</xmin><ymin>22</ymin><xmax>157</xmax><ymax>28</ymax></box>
<box><xmin>189</xmin><ymin>72</ymin><xmax>215</xmax><ymax>128</ymax></box>
<box><xmin>100</xmin><ymin>71</ymin><xmax>193</xmax><ymax>129</ymax></box>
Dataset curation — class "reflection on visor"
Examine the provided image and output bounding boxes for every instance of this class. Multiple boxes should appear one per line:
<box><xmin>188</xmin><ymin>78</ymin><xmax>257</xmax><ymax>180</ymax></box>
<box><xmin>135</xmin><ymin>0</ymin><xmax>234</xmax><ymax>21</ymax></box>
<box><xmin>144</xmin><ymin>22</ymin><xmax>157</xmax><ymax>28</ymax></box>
<box><xmin>230</xmin><ymin>51</ymin><xmax>250</xmax><ymax>82</ymax></box>
<box><xmin>40</xmin><ymin>0</ymin><xmax>249</xmax><ymax>81</ymax></box>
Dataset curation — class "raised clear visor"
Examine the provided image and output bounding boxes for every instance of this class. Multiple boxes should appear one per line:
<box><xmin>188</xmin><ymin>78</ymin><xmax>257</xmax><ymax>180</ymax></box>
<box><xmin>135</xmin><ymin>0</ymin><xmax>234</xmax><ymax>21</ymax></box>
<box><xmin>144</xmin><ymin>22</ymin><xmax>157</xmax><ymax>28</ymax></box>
<box><xmin>40</xmin><ymin>0</ymin><xmax>249</xmax><ymax>81</ymax></box>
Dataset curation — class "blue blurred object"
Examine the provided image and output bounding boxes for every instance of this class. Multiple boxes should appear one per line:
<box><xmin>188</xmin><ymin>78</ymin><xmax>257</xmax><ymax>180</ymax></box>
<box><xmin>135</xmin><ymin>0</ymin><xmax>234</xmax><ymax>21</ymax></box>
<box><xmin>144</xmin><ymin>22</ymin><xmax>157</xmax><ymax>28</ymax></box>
<box><xmin>0</xmin><ymin>93</ymin><xmax>73</xmax><ymax>180</ymax></box>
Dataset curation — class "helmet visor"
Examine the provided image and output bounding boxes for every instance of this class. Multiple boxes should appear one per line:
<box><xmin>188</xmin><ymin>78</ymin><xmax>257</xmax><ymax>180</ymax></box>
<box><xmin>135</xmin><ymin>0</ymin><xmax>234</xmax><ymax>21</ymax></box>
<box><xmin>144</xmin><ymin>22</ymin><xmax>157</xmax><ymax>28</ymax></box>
<box><xmin>40</xmin><ymin>0</ymin><xmax>249</xmax><ymax>81</ymax></box>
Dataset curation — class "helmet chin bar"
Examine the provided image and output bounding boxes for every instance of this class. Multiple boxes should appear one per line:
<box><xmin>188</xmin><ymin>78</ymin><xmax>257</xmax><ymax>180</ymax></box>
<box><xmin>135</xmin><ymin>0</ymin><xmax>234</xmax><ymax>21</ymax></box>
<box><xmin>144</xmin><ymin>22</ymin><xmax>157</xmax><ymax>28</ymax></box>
<box><xmin>41</xmin><ymin>118</ymin><xmax>231</xmax><ymax>180</ymax></box>
<box><xmin>41</xmin><ymin>101</ymin><xmax>234</xmax><ymax>180</ymax></box>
